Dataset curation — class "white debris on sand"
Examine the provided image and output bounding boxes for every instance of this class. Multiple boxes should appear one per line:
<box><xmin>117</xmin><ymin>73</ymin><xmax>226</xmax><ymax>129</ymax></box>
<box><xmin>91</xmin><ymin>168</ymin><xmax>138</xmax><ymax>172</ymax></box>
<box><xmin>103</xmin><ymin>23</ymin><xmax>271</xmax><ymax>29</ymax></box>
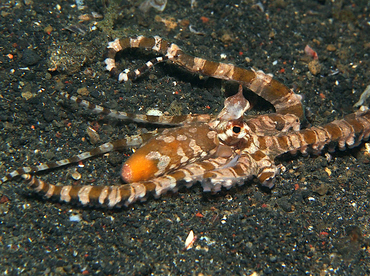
<box><xmin>353</xmin><ymin>84</ymin><xmax>370</xmax><ymax>108</ymax></box>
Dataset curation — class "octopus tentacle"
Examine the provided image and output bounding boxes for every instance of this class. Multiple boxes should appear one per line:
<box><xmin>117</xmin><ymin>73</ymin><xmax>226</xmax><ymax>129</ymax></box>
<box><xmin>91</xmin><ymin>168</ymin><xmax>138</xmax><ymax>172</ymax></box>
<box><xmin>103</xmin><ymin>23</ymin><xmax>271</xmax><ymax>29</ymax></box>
<box><xmin>105</xmin><ymin>36</ymin><xmax>304</xmax><ymax>119</ymax></box>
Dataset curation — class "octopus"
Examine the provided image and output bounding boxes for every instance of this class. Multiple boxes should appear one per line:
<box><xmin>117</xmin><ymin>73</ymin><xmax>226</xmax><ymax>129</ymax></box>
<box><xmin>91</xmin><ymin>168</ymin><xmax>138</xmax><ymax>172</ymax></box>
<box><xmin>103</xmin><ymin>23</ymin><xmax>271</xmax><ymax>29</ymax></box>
<box><xmin>1</xmin><ymin>36</ymin><xmax>369</xmax><ymax>208</ymax></box>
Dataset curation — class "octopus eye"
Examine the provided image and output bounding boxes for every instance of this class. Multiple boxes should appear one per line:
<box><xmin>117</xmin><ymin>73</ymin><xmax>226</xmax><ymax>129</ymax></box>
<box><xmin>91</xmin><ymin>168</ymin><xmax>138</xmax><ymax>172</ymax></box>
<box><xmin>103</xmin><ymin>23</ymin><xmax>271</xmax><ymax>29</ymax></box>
<box><xmin>232</xmin><ymin>126</ymin><xmax>241</xmax><ymax>134</ymax></box>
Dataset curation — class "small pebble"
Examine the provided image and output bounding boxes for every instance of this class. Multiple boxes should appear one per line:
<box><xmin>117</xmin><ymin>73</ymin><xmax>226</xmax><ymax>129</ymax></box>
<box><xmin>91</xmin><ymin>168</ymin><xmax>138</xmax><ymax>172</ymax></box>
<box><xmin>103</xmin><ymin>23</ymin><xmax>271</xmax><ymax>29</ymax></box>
<box><xmin>21</xmin><ymin>49</ymin><xmax>41</xmax><ymax>66</ymax></box>
<box><xmin>21</xmin><ymin>91</ymin><xmax>34</xmax><ymax>100</ymax></box>
<box><xmin>71</xmin><ymin>171</ymin><xmax>81</xmax><ymax>180</ymax></box>
<box><xmin>44</xmin><ymin>25</ymin><xmax>53</xmax><ymax>34</ymax></box>
<box><xmin>77</xmin><ymin>87</ymin><xmax>89</xmax><ymax>96</ymax></box>
<box><xmin>313</xmin><ymin>183</ymin><xmax>329</xmax><ymax>196</ymax></box>
<box><xmin>308</xmin><ymin>60</ymin><xmax>321</xmax><ymax>75</ymax></box>
<box><xmin>326</xmin><ymin>44</ymin><xmax>336</xmax><ymax>51</ymax></box>
<box><xmin>220</xmin><ymin>33</ymin><xmax>234</xmax><ymax>43</ymax></box>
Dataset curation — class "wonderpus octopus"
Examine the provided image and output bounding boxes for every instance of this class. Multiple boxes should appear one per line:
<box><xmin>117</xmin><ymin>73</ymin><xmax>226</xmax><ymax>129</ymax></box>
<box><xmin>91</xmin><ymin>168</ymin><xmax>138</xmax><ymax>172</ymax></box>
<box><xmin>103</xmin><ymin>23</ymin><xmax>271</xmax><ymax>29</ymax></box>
<box><xmin>1</xmin><ymin>36</ymin><xmax>369</xmax><ymax>208</ymax></box>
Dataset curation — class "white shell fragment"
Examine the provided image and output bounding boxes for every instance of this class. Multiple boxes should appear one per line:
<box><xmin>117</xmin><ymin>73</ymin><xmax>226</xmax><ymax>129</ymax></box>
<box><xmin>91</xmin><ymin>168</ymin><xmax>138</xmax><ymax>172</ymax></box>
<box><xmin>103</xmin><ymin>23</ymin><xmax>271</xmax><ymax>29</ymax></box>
<box><xmin>139</xmin><ymin>0</ymin><xmax>167</xmax><ymax>13</ymax></box>
<box><xmin>184</xmin><ymin>230</ymin><xmax>197</xmax><ymax>250</ymax></box>
<box><xmin>69</xmin><ymin>214</ymin><xmax>82</xmax><ymax>222</ymax></box>
<box><xmin>146</xmin><ymin>108</ymin><xmax>163</xmax><ymax>116</ymax></box>
<box><xmin>86</xmin><ymin>126</ymin><xmax>100</xmax><ymax>144</ymax></box>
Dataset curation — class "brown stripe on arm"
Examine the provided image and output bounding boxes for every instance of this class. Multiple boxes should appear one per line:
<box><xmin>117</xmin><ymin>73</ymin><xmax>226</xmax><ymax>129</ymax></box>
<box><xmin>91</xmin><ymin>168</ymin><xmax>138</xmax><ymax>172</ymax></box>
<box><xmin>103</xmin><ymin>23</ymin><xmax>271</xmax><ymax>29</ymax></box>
<box><xmin>1</xmin><ymin>166</ymin><xmax>35</xmax><ymax>183</ymax></box>
<box><xmin>265</xmin><ymin>129</ymin><xmax>316</xmax><ymax>158</ymax></box>
<box><xmin>158</xmin><ymin>39</ymin><xmax>172</xmax><ymax>54</ymax></box>
<box><xmin>250</xmin><ymin>74</ymin><xmax>303</xmax><ymax>119</ymax></box>
<box><xmin>198</xmin><ymin>60</ymin><xmax>220</xmax><ymax>76</ymax></box>
<box><xmin>175</xmin><ymin>53</ymin><xmax>304</xmax><ymax>119</ymax></box>
<box><xmin>174</xmin><ymin>52</ymin><xmax>197</xmax><ymax>70</ymax></box>
<box><xmin>117</xmin><ymin>38</ymin><xmax>131</xmax><ymax>50</ymax></box>
<box><xmin>136</xmin><ymin>36</ymin><xmax>156</xmax><ymax>48</ymax></box>
<box><xmin>24</xmin><ymin>175</ymin><xmax>65</xmax><ymax>201</ymax></box>
<box><xmin>269</xmin><ymin>110</ymin><xmax>370</xmax><ymax>158</ymax></box>
<box><xmin>23</xmin><ymin>173</ymin><xmax>155</xmax><ymax>207</ymax></box>
<box><xmin>342</xmin><ymin>113</ymin><xmax>369</xmax><ymax>147</ymax></box>
<box><xmin>108</xmin><ymin>67</ymin><xmax>121</xmax><ymax>79</ymax></box>
<box><xmin>77</xmin><ymin>181</ymin><xmax>165</xmax><ymax>207</ymax></box>
<box><xmin>106</xmin><ymin>48</ymin><xmax>117</xmax><ymax>59</ymax></box>
<box><xmin>201</xmin><ymin>155</ymin><xmax>261</xmax><ymax>192</ymax></box>
<box><xmin>231</xmin><ymin>67</ymin><xmax>256</xmax><ymax>83</ymax></box>
<box><xmin>246</xmin><ymin>113</ymin><xmax>300</xmax><ymax>135</ymax></box>
<box><xmin>228</xmin><ymin>67</ymin><xmax>304</xmax><ymax>119</ymax></box>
